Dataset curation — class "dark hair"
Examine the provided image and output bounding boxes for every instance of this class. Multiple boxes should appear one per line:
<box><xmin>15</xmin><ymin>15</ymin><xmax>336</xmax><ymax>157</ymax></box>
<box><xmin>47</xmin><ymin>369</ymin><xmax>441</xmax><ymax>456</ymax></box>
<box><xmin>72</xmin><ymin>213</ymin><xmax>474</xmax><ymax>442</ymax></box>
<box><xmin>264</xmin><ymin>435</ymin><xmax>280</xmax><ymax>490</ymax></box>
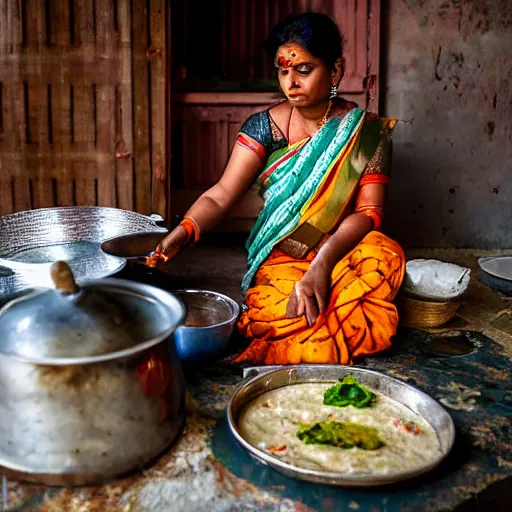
<box><xmin>263</xmin><ymin>12</ymin><xmax>344</xmax><ymax>69</ymax></box>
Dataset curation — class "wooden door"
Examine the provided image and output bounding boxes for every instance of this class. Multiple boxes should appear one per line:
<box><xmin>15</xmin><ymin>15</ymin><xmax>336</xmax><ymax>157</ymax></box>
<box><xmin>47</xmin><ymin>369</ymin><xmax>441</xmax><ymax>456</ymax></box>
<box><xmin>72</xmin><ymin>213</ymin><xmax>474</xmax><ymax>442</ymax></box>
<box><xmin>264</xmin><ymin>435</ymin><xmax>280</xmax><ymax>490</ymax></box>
<box><xmin>169</xmin><ymin>0</ymin><xmax>382</xmax><ymax>230</ymax></box>
<box><xmin>0</xmin><ymin>0</ymin><xmax>166</xmax><ymax>216</ymax></box>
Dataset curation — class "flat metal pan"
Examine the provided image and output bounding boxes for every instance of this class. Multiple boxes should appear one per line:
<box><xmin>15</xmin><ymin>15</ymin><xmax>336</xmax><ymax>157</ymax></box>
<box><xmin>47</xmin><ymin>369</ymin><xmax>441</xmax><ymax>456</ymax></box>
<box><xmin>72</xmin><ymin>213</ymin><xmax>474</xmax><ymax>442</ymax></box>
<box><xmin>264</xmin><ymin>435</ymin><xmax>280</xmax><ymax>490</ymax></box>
<box><xmin>101</xmin><ymin>231</ymin><xmax>169</xmax><ymax>259</ymax></box>
<box><xmin>0</xmin><ymin>207</ymin><xmax>167</xmax><ymax>296</ymax></box>
<box><xmin>228</xmin><ymin>365</ymin><xmax>455</xmax><ymax>487</ymax></box>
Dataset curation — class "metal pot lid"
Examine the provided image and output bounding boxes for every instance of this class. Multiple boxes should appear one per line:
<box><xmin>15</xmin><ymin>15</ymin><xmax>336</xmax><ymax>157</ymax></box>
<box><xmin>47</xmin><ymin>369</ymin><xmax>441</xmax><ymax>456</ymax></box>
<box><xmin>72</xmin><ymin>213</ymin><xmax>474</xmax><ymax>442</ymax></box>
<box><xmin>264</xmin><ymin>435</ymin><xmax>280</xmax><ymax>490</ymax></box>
<box><xmin>0</xmin><ymin>261</ymin><xmax>183</xmax><ymax>362</ymax></box>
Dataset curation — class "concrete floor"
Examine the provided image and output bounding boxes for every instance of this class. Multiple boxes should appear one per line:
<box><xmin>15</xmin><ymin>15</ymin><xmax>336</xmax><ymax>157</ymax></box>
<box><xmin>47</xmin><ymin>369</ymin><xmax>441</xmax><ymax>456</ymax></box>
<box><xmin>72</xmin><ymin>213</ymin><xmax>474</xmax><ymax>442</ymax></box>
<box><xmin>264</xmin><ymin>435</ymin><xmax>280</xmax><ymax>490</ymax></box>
<box><xmin>164</xmin><ymin>236</ymin><xmax>512</xmax><ymax>357</ymax></box>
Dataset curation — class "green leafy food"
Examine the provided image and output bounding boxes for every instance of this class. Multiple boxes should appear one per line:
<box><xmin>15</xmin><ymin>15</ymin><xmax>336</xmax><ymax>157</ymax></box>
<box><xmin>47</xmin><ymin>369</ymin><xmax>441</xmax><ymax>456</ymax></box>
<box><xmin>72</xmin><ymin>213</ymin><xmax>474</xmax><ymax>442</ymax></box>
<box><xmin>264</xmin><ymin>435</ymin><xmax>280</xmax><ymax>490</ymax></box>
<box><xmin>296</xmin><ymin>420</ymin><xmax>385</xmax><ymax>450</ymax></box>
<box><xmin>323</xmin><ymin>374</ymin><xmax>375</xmax><ymax>408</ymax></box>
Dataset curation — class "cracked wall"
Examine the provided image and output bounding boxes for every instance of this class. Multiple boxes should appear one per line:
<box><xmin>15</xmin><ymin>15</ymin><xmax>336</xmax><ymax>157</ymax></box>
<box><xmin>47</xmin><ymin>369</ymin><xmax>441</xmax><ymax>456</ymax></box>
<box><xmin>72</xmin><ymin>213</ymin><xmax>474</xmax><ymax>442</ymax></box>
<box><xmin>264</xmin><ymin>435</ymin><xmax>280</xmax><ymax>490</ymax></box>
<box><xmin>383</xmin><ymin>0</ymin><xmax>512</xmax><ymax>248</ymax></box>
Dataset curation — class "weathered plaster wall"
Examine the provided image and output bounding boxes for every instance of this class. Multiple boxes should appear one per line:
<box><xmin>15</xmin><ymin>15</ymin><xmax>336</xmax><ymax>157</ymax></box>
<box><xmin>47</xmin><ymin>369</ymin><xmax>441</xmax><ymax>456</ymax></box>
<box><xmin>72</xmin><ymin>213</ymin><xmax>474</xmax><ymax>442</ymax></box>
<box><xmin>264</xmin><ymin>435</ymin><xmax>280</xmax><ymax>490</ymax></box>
<box><xmin>383</xmin><ymin>0</ymin><xmax>512</xmax><ymax>248</ymax></box>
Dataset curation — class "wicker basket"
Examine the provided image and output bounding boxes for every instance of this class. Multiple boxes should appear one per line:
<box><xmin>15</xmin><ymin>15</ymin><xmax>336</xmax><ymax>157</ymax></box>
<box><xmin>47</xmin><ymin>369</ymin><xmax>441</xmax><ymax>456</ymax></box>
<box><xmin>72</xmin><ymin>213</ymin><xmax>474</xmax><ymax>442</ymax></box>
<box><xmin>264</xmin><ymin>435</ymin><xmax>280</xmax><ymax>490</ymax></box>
<box><xmin>398</xmin><ymin>293</ymin><xmax>460</xmax><ymax>328</ymax></box>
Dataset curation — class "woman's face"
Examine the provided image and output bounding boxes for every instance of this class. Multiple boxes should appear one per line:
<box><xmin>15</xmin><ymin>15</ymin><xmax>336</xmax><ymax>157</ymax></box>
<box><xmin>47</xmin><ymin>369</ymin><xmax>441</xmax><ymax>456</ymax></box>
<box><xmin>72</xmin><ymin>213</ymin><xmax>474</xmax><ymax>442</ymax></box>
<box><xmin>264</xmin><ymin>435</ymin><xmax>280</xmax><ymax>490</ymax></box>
<box><xmin>275</xmin><ymin>42</ymin><xmax>332</xmax><ymax>108</ymax></box>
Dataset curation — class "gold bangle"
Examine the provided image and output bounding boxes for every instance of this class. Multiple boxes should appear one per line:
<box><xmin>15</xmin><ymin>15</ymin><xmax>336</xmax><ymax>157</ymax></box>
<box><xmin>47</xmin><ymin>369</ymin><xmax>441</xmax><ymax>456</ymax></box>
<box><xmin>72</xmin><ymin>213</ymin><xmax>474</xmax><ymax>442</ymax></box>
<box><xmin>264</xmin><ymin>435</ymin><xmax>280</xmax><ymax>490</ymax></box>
<box><xmin>355</xmin><ymin>205</ymin><xmax>383</xmax><ymax>213</ymax></box>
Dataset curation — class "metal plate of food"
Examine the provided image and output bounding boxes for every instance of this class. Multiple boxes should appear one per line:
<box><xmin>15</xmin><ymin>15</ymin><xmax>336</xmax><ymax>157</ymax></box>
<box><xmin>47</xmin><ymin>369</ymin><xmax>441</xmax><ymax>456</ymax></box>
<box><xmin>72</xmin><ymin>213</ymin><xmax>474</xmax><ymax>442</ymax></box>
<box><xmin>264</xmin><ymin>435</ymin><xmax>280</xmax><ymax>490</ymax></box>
<box><xmin>228</xmin><ymin>365</ymin><xmax>455</xmax><ymax>487</ymax></box>
<box><xmin>0</xmin><ymin>207</ymin><xmax>167</xmax><ymax>296</ymax></box>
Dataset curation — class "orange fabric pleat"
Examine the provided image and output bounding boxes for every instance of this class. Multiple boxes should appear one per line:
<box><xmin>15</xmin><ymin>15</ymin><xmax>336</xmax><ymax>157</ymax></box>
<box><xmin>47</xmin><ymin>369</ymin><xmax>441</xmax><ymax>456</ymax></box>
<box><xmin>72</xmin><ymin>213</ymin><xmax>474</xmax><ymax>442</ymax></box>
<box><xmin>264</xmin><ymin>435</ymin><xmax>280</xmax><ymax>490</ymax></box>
<box><xmin>233</xmin><ymin>231</ymin><xmax>405</xmax><ymax>365</ymax></box>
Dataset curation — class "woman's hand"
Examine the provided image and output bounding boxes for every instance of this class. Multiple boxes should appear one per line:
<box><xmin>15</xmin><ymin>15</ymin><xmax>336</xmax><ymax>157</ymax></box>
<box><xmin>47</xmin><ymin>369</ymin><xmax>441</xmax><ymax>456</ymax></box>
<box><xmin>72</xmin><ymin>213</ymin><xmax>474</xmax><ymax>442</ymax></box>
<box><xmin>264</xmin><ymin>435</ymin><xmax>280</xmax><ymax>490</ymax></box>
<box><xmin>286</xmin><ymin>260</ymin><xmax>331</xmax><ymax>325</ymax></box>
<box><xmin>285</xmin><ymin>211</ymin><xmax>376</xmax><ymax>324</ymax></box>
<box><xmin>145</xmin><ymin>226</ymin><xmax>188</xmax><ymax>269</ymax></box>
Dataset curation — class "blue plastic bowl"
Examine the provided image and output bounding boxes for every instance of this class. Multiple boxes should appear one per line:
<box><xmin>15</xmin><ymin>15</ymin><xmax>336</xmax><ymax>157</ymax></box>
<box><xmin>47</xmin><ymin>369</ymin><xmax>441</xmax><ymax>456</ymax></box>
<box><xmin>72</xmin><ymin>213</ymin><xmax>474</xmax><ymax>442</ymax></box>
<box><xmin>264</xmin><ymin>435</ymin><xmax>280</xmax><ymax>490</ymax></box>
<box><xmin>172</xmin><ymin>289</ymin><xmax>240</xmax><ymax>362</ymax></box>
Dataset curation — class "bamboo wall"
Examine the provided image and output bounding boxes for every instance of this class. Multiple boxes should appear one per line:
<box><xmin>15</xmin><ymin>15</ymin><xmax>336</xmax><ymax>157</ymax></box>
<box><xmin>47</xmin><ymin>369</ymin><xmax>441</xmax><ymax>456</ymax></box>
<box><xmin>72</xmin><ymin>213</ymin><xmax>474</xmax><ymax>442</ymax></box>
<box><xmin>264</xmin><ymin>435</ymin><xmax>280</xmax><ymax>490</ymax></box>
<box><xmin>0</xmin><ymin>0</ymin><xmax>166</xmax><ymax>216</ymax></box>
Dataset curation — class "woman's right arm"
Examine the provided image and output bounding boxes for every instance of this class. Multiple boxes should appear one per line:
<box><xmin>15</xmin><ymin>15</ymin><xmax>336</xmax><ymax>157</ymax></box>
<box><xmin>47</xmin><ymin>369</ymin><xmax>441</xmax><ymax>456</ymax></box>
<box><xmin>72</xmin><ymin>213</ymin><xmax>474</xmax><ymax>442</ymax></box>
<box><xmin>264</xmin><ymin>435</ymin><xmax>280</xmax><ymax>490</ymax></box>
<box><xmin>158</xmin><ymin>140</ymin><xmax>264</xmax><ymax>256</ymax></box>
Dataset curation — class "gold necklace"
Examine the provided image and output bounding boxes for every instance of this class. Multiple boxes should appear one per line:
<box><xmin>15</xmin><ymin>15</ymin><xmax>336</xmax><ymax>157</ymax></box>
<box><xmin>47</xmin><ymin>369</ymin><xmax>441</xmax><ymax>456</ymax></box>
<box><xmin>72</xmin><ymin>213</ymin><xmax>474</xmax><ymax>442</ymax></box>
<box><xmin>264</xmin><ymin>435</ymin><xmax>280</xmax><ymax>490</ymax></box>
<box><xmin>319</xmin><ymin>100</ymin><xmax>333</xmax><ymax>127</ymax></box>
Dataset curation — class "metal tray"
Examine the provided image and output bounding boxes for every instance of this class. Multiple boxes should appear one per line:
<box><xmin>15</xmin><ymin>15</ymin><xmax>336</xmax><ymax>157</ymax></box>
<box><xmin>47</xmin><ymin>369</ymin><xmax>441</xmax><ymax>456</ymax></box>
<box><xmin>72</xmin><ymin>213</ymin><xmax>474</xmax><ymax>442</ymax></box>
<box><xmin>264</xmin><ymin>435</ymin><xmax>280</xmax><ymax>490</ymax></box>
<box><xmin>0</xmin><ymin>207</ymin><xmax>166</xmax><ymax>296</ymax></box>
<box><xmin>228</xmin><ymin>365</ymin><xmax>455</xmax><ymax>487</ymax></box>
<box><xmin>478</xmin><ymin>255</ymin><xmax>512</xmax><ymax>283</ymax></box>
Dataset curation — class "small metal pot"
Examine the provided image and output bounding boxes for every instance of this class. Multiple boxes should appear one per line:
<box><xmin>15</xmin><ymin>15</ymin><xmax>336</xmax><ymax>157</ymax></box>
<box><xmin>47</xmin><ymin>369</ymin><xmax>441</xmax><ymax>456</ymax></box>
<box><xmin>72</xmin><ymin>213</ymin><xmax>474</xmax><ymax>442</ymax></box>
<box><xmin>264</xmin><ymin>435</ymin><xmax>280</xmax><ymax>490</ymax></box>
<box><xmin>0</xmin><ymin>262</ymin><xmax>186</xmax><ymax>486</ymax></box>
<box><xmin>172</xmin><ymin>290</ymin><xmax>240</xmax><ymax>362</ymax></box>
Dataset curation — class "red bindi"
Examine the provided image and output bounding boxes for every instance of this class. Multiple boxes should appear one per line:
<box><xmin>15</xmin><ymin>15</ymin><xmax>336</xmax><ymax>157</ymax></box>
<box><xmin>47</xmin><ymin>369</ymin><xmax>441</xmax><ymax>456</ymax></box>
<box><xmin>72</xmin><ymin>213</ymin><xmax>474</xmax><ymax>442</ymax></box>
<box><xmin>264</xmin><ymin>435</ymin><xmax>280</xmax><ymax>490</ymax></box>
<box><xmin>277</xmin><ymin>56</ymin><xmax>292</xmax><ymax>68</ymax></box>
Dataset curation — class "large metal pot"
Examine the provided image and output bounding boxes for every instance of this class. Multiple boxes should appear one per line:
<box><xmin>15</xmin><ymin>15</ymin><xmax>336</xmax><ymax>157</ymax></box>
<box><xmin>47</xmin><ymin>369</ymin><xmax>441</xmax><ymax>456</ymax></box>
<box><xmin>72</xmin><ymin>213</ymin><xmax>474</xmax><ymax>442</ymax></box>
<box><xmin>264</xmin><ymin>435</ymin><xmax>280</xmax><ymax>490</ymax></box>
<box><xmin>0</xmin><ymin>262</ymin><xmax>186</xmax><ymax>486</ymax></box>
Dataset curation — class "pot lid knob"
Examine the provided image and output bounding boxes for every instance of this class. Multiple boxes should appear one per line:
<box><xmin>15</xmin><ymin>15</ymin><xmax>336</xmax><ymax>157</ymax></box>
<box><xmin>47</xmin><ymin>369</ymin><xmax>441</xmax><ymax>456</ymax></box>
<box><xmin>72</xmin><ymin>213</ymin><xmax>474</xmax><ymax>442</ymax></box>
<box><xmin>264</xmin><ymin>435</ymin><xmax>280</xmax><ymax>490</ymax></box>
<box><xmin>50</xmin><ymin>261</ymin><xmax>79</xmax><ymax>294</ymax></box>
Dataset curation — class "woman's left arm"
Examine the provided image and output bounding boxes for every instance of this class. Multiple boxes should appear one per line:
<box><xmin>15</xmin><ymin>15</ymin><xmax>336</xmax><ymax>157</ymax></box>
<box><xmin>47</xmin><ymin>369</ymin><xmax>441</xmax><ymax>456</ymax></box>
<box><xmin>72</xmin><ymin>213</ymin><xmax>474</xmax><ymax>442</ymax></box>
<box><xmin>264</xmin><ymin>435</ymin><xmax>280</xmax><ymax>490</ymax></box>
<box><xmin>286</xmin><ymin>182</ymin><xmax>386</xmax><ymax>325</ymax></box>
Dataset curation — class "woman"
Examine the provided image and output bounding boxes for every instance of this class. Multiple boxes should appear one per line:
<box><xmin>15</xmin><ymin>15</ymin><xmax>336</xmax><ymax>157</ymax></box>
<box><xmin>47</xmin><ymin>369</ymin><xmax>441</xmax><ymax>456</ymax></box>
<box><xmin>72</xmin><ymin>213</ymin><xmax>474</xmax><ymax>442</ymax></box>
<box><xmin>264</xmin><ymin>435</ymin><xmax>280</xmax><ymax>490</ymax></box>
<box><xmin>152</xmin><ymin>13</ymin><xmax>405</xmax><ymax>365</ymax></box>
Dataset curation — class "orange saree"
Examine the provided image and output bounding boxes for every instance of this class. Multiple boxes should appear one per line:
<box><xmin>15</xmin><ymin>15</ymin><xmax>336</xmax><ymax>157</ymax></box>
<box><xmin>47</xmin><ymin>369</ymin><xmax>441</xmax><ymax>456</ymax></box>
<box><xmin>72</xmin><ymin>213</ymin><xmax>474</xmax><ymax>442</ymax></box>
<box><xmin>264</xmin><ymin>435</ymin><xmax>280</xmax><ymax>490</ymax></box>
<box><xmin>233</xmin><ymin>107</ymin><xmax>405</xmax><ymax>365</ymax></box>
<box><xmin>235</xmin><ymin>231</ymin><xmax>404</xmax><ymax>364</ymax></box>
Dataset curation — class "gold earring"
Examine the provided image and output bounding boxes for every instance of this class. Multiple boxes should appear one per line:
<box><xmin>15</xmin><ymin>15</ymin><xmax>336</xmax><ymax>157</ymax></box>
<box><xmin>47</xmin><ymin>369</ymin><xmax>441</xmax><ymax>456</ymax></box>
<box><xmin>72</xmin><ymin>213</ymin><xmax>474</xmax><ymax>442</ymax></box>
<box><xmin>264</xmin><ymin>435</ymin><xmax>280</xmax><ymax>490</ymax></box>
<box><xmin>330</xmin><ymin>83</ymin><xmax>338</xmax><ymax>99</ymax></box>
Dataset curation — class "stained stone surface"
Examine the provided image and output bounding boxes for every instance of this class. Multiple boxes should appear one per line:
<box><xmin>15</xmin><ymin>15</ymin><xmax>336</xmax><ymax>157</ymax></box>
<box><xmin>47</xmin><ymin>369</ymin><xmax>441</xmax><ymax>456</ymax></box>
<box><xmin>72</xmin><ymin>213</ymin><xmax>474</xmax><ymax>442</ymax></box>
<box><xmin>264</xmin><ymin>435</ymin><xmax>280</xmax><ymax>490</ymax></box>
<box><xmin>2</xmin><ymin>245</ymin><xmax>511</xmax><ymax>512</ymax></box>
<box><xmin>209</xmin><ymin>329</ymin><xmax>511</xmax><ymax>512</ymax></box>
